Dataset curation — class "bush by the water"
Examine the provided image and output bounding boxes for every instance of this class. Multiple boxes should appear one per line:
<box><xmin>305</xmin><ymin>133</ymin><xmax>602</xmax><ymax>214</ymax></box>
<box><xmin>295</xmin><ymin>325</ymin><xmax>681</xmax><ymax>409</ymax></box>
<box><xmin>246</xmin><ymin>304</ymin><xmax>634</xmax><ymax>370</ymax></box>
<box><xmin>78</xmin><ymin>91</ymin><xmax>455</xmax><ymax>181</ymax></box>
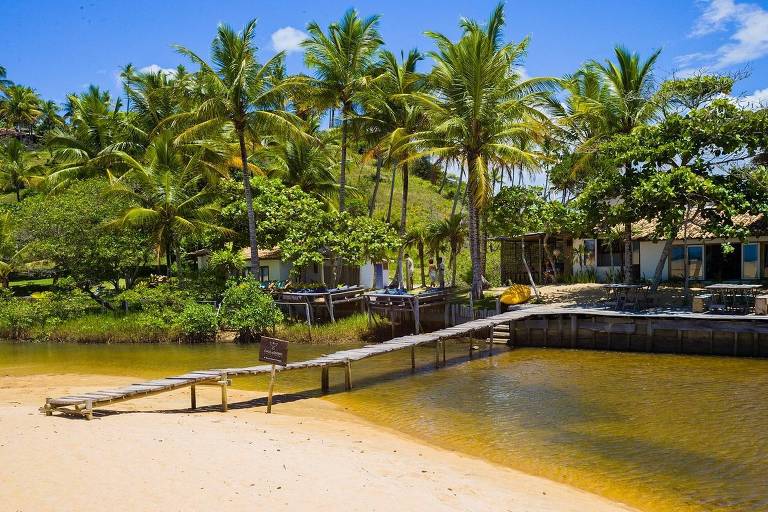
<box><xmin>48</xmin><ymin>313</ymin><xmax>183</xmax><ymax>343</ymax></box>
<box><xmin>276</xmin><ymin>313</ymin><xmax>391</xmax><ymax>345</ymax></box>
<box><xmin>220</xmin><ymin>278</ymin><xmax>283</xmax><ymax>342</ymax></box>
<box><xmin>174</xmin><ymin>302</ymin><xmax>219</xmax><ymax>342</ymax></box>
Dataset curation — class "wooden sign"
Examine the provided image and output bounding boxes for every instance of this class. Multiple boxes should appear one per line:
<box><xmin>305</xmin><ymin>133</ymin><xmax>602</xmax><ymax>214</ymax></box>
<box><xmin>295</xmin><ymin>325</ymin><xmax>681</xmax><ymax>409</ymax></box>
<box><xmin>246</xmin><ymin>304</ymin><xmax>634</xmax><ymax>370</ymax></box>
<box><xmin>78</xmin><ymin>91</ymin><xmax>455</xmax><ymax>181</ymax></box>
<box><xmin>259</xmin><ymin>337</ymin><xmax>288</xmax><ymax>366</ymax></box>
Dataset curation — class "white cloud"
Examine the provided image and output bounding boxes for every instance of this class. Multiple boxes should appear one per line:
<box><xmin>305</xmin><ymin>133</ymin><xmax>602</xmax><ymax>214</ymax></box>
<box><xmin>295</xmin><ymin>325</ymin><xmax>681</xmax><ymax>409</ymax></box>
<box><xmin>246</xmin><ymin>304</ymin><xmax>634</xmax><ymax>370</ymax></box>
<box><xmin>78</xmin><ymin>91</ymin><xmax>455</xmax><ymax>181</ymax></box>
<box><xmin>513</xmin><ymin>66</ymin><xmax>530</xmax><ymax>81</ymax></box>
<box><xmin>738</xmin><ymin>87</ymin><xmax>768</xmax><ymax>109</ymax></box>
<box><xmin>139</xmin><ymin>64</ymin><xmax>176</xmax><ymax>76</ymax></box>
<box><xmin>271</xmin><ymin>26</ymin><xmax>307</xmax><ymax>54</ymax></box>
<box><xmin>682</xmin><ymin>0</ymin><xmax>768</xmax><ymax>70</ymax></box>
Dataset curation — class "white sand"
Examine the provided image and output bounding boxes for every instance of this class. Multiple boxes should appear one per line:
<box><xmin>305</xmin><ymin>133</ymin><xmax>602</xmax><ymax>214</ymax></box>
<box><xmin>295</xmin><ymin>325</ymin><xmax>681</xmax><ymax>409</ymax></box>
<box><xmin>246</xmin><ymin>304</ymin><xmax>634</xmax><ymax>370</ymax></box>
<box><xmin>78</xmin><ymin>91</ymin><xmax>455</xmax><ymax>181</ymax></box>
<box><xmin>0</xmin><ymin>374</ymin><xmax>637</xmax><ymax>512</ymax></box>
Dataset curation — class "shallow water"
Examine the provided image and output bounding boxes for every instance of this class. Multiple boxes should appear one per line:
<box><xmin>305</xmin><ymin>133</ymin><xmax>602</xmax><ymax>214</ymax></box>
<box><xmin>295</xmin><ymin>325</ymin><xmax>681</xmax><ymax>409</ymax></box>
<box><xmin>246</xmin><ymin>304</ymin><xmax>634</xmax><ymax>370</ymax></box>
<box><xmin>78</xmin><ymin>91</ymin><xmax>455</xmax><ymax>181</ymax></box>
<box><xmin>1</xmin><ymin>341</ymin><xmax>767</xmax><ymax>512</ymax></box>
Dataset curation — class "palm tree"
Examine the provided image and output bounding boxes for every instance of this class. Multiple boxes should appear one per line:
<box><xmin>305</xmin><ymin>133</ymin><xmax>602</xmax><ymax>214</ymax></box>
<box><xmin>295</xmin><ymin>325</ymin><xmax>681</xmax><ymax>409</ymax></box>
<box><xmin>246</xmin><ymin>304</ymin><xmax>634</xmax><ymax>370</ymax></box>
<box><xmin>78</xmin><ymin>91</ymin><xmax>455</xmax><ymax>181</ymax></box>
<box><xmin>412</xmin><ymin>4</ymin><xmax>557</xmax><ymax>298</ymax></box>
<box><xmin>106</xmin><ymin>132</ymin><xmax>230</xmax><ymax>276</ymax></box>
<box><xmin>302</xmin><ymin>9</ymin><xmax>383</xmax><ymax>212</ymax></box>
<box><xmin>403</xmin><ymin>225</ymin><xmax>426</xmax><ymax>288</ymax></box>
<box><xmin>0</xmin><ymin>85</ymin><xmax>41</xmax><ymax>135</ymax></box>
<box><xmin>367</xmin><ymin>49</ymin><xmax>426</xmax><ymax>286</ymax></box>
<box><xmin>36</xmin><ymin>100</ymin><xmax>64</xmax><ymax>136</ymax></box>
<box><xmin>0</xmin><ymin>65</ymin><xmax>11</xmax><ymax>89</ymax></box>
<box><xmin>601</xmin><ymin>226</ymin><xmax>624</xmax><ymax>283</ymax></box>
<box><xmin>432</xmin><ymin>214</ymin><xmax>467</xmax><ymax>286</ymax></box>
<box><xmin>270</xmin><ymin>116</ymin><xmax>338</xmax><ymax>205</ymax></box>
<box><xmin>47</xmin><ymin>86</ymin><xmax>132</xmax><ymax>187</ymax></box>
<box><xmin>174</xmin><ymin>19</ymin><xmax>302</xmax><ymax>276</ymax></box>
<box><xmin>590</xmin><ymin>46</ymin><xmax>661</xmax><ymax>283</ymax></box>
<box><xmin>0</xmin><ymin>139</ymin><xmax>43</xmax><ymax>201</ymax></box>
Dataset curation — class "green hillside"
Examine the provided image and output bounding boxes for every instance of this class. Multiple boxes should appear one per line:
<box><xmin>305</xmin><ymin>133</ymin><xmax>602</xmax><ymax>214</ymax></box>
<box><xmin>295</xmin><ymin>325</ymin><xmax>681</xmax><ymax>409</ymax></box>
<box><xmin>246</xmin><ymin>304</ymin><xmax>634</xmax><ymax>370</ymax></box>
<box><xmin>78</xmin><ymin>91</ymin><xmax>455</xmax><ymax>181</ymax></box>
<box><xmin>347</xmin><ymin>158</ymin><xmax>458</xmax><ymax>229</ymax></box>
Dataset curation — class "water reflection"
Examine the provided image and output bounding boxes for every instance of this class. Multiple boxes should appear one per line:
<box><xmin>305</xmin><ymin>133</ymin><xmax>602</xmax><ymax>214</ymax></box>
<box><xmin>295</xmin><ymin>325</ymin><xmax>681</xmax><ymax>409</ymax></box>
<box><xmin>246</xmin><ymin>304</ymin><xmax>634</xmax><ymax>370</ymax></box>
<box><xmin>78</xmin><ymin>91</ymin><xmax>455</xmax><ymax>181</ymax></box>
<box><xmin>2</xmin><ymin>341</ymin><xmax>767</xmax><ymax>511</ymax></box>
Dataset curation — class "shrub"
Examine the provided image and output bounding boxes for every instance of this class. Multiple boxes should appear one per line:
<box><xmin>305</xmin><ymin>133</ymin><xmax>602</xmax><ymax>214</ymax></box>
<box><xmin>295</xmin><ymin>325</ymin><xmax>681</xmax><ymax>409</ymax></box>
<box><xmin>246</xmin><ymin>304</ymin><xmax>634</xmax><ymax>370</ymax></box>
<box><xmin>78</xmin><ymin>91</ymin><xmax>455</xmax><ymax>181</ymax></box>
<box><xmin>220</xmin><ymin>278</ymin><xmax>283</xmax><ymax>342</ymax></box>
<box><xmin>115</xmin><ymin>282</ymin><xmax>192</xmax><ymax>321</ymax></box>
<box><xmin>48</xmin><ymin>313</ymin><xmax>182</xmax><ymax>343</ymax></box>
<box><xmin>0</xmin><ymin>299</ymin><xmax>40</xmax><ymax>338</ymax></box>
<box><xmin>174</xmin><ymin>302</ymin><xmax>219</xmax><ymax>343</ymax></box>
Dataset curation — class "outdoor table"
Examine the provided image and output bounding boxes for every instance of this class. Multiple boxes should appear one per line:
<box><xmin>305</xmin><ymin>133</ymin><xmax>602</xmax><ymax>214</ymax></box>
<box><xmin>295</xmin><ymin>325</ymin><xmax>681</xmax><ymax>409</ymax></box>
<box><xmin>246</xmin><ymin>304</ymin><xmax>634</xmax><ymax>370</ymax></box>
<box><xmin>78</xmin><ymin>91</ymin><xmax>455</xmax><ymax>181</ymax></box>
<box><xmin>704</xmin><ymin>284</ymin><xmax>762</xmax><ymax>314</ymax></box>
<box><xmin>601</xmin><ymin>284</ymin><xmax>646</xmax><ymax>311</ymax></box>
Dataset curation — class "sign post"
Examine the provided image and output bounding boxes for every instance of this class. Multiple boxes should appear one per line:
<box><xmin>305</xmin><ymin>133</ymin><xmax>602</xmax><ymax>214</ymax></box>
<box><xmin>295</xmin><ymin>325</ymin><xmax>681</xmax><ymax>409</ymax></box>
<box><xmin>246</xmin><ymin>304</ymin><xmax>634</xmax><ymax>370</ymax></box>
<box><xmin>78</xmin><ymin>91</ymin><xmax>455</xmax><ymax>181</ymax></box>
<box><xmin>259</xmin><ymin>337</ymin><xmax>288</xmax><ymax>413</ymax></box>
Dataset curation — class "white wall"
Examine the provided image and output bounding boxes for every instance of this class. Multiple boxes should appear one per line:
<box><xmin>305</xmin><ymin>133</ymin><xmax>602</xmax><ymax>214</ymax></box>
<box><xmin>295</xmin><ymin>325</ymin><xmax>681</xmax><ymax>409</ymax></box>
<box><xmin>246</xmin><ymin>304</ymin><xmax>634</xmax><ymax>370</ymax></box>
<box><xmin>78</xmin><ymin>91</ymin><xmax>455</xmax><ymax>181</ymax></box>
<box><xmin>359</xmin><ymin>261</ymin><xmax>388</xmax><ymax>289</ymax></box>
<box><xmin>263</xmin><ymin>259</ymin><xmax>291</xmax><ymax>281</ymax></box>
<box><xmin>639</xmin><ymin>241</ymin><xmax>667</xmax><ymax>282</ymax></box>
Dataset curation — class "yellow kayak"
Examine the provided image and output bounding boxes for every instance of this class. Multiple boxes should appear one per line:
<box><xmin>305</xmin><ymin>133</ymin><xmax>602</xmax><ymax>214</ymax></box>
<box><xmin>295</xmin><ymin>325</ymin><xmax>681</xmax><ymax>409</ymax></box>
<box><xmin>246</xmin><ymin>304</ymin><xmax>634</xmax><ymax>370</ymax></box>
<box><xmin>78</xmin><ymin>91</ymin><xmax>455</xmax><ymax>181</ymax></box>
<box><xmin>499</xmin><ymin>284</ymin><xmax>531</xmax><ymax>305</ymax></box>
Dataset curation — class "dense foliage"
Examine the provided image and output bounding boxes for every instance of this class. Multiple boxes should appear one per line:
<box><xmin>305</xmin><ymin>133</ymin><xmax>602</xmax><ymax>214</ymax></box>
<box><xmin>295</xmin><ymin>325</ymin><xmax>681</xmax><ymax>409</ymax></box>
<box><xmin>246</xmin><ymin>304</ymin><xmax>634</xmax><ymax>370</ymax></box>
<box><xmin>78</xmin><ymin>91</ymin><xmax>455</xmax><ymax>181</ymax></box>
<box><xmin>0</xmin><ymin>3</ymin><xmax>766</xmax><ymax>342</ymax></box>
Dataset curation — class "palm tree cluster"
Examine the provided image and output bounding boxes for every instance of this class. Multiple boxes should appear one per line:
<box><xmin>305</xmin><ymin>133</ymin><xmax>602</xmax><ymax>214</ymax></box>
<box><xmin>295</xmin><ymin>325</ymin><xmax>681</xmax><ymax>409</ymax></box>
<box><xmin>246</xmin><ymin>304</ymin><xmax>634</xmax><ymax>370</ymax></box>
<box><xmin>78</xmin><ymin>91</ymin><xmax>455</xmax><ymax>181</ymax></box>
<box><xmin>0</xmin><ymin>3</ymin><xmax>671</xmax><ymax>296</ymax></box>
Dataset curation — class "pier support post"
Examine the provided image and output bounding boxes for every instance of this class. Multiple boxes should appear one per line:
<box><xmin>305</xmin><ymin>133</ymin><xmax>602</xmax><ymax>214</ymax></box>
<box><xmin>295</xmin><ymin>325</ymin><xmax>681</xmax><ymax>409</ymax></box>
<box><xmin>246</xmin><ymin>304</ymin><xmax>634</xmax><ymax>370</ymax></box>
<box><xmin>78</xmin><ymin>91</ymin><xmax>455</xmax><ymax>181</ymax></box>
<box><xmin>344</xmin><ymin>361</ymin><xmax>352</xmax><ymax>391</ymax></box>
<box><xmin>266</xmin><ymin>365</ymin><xmax>276</xmax><ymax>413</ymax></box>
<box><xmin>85</xmin><ymin>399</ymin><xmax>93</xmax><ymax>421</ymax></box>
<box><xmin>220</xmin><ymin>374</ymin><xmax>228</xmax><ymax>412</ymax></box>
<box><xmin>190</xmin><ymin>385</ymin><xmax>197</xmax><ymax>410</ymax></box>
<box><xmin>487</xmin><ymin>328</ymin><xmax>493</xmax><ymax>357</ymax></box>
<box><xmin>435</xmin><ymin>341</ymin><xmax>441</xmax><ymax>368</ymax></box>
<box><xmin>321</xmin><ymin>367</ymin><xmax>329</xmax><ymax>394</ymax></box>
<box><xmin>411</xmin><ymin>346</ymin><xmax>416</xmax><ymax>371</ymax></box>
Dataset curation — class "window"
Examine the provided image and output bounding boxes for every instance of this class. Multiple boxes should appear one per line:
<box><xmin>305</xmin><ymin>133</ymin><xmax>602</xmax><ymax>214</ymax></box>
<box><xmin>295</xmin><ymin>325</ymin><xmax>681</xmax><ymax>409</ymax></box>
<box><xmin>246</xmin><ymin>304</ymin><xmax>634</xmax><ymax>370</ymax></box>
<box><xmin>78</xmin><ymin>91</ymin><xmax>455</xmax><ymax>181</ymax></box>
<box><xmin>259</xmin><ymin>266</ymin><xmax>270</xmax><ymax>282</ymax></box>
<box><xmin>596</xmin><ymin>239</ymin><xmax>623</xmax><ymax>268</ymax></box>
<box><xmin>583</xmin><ymin>239</ymin><xmax>596</xmax><ymax>267</ymax></box>
<box><xmin>670</xmin><ymin>245</ymin><xmax>704</xmax><ymax>280</ymax></box>
<box><xmin>743</xmin><ymin>243</ymin><xmax>759</xmax><ymax>279</ymax></box>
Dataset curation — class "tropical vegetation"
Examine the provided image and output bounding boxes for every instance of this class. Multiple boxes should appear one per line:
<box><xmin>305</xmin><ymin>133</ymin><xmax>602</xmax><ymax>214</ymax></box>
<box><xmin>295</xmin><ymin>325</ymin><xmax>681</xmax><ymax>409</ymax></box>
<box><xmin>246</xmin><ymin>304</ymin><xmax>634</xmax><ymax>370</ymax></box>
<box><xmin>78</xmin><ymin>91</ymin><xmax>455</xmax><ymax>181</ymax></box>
<box><xmin>0</xmin><ymin>3</ymin><xmax>766</xmax><ymax>342</ymax></box>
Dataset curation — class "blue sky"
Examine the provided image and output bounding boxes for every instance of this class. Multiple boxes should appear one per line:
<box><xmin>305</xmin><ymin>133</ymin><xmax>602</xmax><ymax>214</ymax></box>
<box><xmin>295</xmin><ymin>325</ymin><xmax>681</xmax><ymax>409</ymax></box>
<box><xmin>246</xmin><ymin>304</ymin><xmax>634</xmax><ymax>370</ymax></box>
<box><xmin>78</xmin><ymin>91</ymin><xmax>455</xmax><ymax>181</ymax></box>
<box><xmin>1</xmin><ymin>0</ymin><xmax>767</xmax><ymax>105</ymax></box>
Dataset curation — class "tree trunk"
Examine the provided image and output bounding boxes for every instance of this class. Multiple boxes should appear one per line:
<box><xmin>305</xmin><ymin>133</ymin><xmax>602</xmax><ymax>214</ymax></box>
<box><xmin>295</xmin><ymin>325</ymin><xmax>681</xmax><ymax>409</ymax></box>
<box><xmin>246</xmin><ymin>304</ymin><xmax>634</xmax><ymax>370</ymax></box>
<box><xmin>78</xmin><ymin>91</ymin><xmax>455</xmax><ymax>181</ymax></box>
<box><xmin>623</xmin><ymin>221</ymin><xmax>632</xmax><ymax>284</ymax></box>
<box><xmin>479</xmin><ymin>214</ymin><xmax>487</xmax><ymax>281</ymax></box>
<box><xmin>394</xmin><ymin>162</ymin><xmax>409</xmax><ymax>288</ymax></box>
<box><xmin>438</xmin><ymin>160</ymin><xmax>449</xmax><ymax>194</ymax></box>
<box><xmin>466</xmin><ymin>157</ymin><xmax>483</xmax><ymax>300</ymax></box>
<box><xmin>82</xmin><ymin>285</ymin><xmax>115</xmax><ymax>311</ymax></box>
<box><xmin>385</xmin><ymin>163</ymin><xmax>396</xmax><ymax>224</ymax></box>
<box><xmin>610</xmin><ymin>245</ymin><xmax>615</xmax><ymax>283</ymax></box>
<box><xmin>418</xmin><ymin>241</ymin><xmax>425</xmax><ymax>288</ymax></box>
<box><xmin>450</xmin><ymin>250</ymin><xmax>458</xmax><ymax>286</ymax></box>
<box><xmin>649</xmin><ymin>237</ymin><xmax>673</xmax><ymax>291</ymax></box>
<box><xmin>451</xmin><ymin>164</ymin><xmax>464</xmax><ymax>216</ymax></box>
<box><xmin>543</xmin><ymin>233</ymin><xmax>558</xmax><ymax>283</ymax></box>
<box><xmin>368</xmin><ymin>155</ymin><xmax>383</xmax><ymax>217</ymax></box>
<box><xmin>15</xmin><ymin>187</ymin><xmax>20</xmax><ymax>202</ymax></box>
<box><xmin>338</xmin><ymin>105</ymin><xmax>348</xmax><ymax>212</ymax></box>
<box><xmin>165</xmin><ymin>238</ymin><xmax>173</xmax><ymax>278</ymax></box>
<box><xmin>238</xmin><ymin>129</ymin><xmax>260</xmax><ymax>276</ymax></box>
<box><xmin>521</xmin><ymin>236</ymin><xmax>540</xmax><ymax>300</ymax></box>
<box><xmin>458</xmin><ymin>179</ymin><xmax>469</xmax><ymax>217</ymax></box>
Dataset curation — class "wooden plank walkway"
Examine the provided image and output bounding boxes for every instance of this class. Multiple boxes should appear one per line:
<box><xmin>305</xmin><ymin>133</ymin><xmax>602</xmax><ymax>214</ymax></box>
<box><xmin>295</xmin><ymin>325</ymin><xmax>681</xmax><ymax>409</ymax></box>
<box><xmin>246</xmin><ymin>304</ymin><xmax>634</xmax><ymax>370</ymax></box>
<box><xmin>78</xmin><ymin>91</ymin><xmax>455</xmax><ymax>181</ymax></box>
<box><xmin>42</xmin><ymin>303</ymin><xmax>768</xmax><ymax>419</ymax></box>
<box><xmin>42</xmin><ymin>304</ymin><xmax>549</xmax><ymax>419</ymax></box>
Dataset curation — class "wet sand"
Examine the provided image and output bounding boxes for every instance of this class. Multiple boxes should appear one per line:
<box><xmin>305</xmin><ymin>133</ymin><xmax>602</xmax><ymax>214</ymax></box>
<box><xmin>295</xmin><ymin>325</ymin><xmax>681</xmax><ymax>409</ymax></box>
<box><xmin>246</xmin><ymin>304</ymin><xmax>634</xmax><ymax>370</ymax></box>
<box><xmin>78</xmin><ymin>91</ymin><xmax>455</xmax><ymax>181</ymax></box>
<box><xmin>0</xmin><ymin>374</ymin><xmax>636</xmax><ymax>511</ymax></box>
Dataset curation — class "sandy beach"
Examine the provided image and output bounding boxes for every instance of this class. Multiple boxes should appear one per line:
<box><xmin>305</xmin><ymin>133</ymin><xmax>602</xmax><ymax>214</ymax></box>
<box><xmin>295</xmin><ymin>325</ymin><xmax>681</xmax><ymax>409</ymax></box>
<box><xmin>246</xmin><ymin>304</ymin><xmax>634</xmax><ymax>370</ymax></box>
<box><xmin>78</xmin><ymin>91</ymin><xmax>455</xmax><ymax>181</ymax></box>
<box><xmin>0</xmin><ymin>374</ymin><xmax>636</xmax><ymax>512</ymax></box>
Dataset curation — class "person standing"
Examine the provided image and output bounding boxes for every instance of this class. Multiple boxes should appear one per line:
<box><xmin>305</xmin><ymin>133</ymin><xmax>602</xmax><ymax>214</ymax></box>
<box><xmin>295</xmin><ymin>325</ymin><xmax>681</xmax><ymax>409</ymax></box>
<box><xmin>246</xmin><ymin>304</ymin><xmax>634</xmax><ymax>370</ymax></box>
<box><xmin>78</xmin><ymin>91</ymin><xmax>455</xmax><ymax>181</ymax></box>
<box><xmin>437</xmin><ymin>256</ymin><xmax>446</xmax><ymax>288</ymax></box>
<box><xmin>404</xmin><ymin>253</ymin><xmax>415</xmax><ymax>290</ymax></box>
<box><xmin>428</xmin><ymin>258</ymin><xmax>437</xmax><ymax>288</ymax></box>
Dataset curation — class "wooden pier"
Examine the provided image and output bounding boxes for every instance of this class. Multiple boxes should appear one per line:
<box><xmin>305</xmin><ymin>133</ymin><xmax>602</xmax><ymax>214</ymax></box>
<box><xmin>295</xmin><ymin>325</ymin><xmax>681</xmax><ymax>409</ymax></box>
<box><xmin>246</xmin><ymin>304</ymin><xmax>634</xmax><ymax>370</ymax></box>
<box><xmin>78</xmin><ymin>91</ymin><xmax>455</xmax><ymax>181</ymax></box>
<box><xmin>42</xmin><ymin>303</ymin><xmax>768</xmax><ymax>419</ymax></box>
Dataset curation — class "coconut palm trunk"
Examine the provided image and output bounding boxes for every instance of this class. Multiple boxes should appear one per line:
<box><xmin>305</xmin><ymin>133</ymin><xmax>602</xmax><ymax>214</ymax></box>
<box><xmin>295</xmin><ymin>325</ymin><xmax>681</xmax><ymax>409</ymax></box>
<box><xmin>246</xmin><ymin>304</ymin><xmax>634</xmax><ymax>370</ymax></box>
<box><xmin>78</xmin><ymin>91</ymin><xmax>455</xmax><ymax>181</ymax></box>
<box><xmin>386</xmin><ymin>163</ymin><xmax>397</xmax><ymax>223</ymax></box>
<box><xmin>395</xmin><ymin>162</ymin><xmax>409</xmax><ymax>287</ymax></box>
<box><xmin>338</xmin><ymin>104</ymin><xmax>349</xmax><ymax>212</ymax></box>
<box><xmin>368</xmin><ymin>155</ymin><xmax>383</xmax><ymax>217</ymax></box>
<box><xmin>238</xmin><ymin>129</ymin><xmax>260</xmax><ymax>276</ymax></box>
<box><xmin>466</xmin><ymin>158</ymin><xmax>484</xmax><ymax>300</ymax></box>
<box><xmin>418</xmin><ymin>239</ymin><xmax>426</xmax><ymax>287</ymax></box>
<box><xmin>451</xmin><ymin>164</ymin><xmax>464</xmax><ymax>216</ymax></box>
